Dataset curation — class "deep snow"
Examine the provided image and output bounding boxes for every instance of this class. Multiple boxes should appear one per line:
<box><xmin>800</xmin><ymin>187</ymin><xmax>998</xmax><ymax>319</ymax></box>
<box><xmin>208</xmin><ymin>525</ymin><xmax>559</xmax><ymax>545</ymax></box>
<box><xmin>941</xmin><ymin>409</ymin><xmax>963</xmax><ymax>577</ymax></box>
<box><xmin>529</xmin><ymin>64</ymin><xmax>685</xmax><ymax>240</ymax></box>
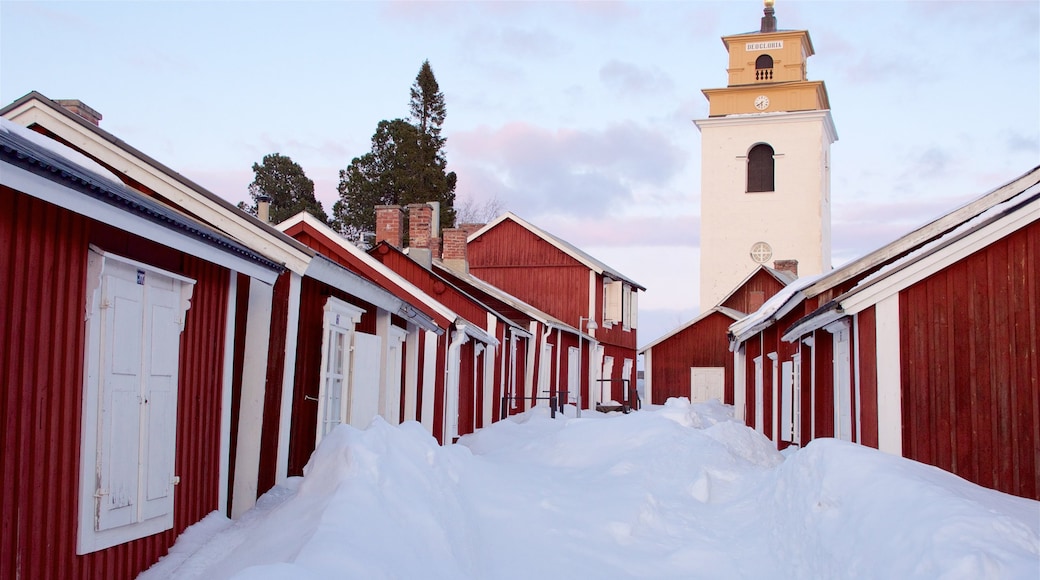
<box><xmin>141</xmin><ymin>400</ymin><xmax>1039</xmax><ymax>579</ymax></box>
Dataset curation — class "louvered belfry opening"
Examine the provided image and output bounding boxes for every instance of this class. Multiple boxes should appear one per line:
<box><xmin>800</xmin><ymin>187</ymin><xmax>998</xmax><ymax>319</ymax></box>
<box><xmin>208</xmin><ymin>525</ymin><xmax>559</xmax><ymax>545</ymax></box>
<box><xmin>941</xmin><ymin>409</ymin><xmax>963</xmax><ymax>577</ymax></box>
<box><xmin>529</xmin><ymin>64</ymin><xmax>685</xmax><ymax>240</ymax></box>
<box><xmin>747</xmin><ymin>143</ymin><xmax>775</xmax><ymax>192</ymax></box>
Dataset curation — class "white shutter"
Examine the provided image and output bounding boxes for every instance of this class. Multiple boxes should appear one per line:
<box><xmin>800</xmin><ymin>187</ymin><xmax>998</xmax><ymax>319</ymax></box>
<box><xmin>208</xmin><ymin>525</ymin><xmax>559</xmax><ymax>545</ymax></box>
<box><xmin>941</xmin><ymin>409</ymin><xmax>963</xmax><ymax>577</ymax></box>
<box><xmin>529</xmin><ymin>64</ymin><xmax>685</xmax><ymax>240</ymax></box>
<box><xmin>601</xmin><ymin>356</ymin><xmax>615</xmax><ymax>403</ymax></box>
<box><xmin>383</xmin><ymin>327</ymin><xmax>407</xmax><ymax>424</ymax></box>
<box><xmin>537</xmin><ymin>343</ymin><xmax>553</xmax><ymax>399</ymax></box>
<box><xmin>630</xmin><ymin>290</ymin><xmax>638</xmax><ymax>329</ymax></box>
<box><xmin>349</xmin><ymin>332</ymin><xmax>382</xmax><ymax>428</ymax></box>
<box><xmin>604</xmin><ymin>281</ymin><xmax>622</xmax><ymax>324</ymax></box>
<box><xmin>141</xmin><ymin>281</ymin><xmax>181</xmax><ymax>521</ymax></box>
<box><xmin>753</xmin><ymin>356</ymin><xmax>764</xmax><ymax>434</ymax></box>
<box><xmin>622</xmin><ymin>285</ymin><xmax>632</xmax><ymax>330</ymax></box>
<box><xmin>97</xmin><ymin>270</ymin><xmax>144</xmax><ymax>531</ymax></box>
<box><xmin>780</xmin><ymin>361</ymin><xmax>794</xmax><ymax>442</ymax></box>
<box><xmin>834</xmin><ymin>328</ymin><xmax>853</xmax><ymax>441</ymax></box>
<box><xmin>567</xmin><ymin>347</ymin><xmax>580</xmax><ymax>404</ymax></box>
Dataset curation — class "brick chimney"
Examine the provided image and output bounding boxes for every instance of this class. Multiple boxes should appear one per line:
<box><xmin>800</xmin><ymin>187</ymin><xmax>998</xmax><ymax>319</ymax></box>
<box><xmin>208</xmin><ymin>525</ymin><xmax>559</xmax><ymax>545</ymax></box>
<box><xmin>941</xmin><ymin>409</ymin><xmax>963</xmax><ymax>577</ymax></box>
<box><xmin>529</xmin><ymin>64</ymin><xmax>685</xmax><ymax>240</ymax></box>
<box><xmin>406</xmin><ymin>203</ymin><xmax>434</xmax><ymax>268</ymax></box>
<box><xmin>407</xmin><ymin>203</ymin><xmax>432</xmax><ymax>250</ymax></box>
<box><xmin>55</xmin><ymin>99</ymin><xmax>102</xmax><ymax>126</ymax></box>
<box><xmin>773</xmin><ymin>259</ymin><xmax>798</xmax><ymax>277</ymax></box>
<box><xmin>442</xmin><ymin>228</ymin><xmax>468</xmax><ymax>273</ymax></box>
<box><xmin>375</xmin><ymin>205</ymin><xmax>403</xmax><ymax>248</ymax></box>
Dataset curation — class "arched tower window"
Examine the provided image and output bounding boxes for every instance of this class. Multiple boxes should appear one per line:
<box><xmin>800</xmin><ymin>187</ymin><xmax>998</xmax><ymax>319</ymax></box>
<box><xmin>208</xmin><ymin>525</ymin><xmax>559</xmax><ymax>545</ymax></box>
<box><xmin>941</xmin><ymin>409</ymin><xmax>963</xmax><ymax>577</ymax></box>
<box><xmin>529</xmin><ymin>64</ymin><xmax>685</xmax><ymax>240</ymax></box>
<box><xmin>747</xmin><ymin>144</ymin><xmax>775</xmax><ymax>192</ymax></box>
<box><xmin>755</xmin><ymin>54</ymin><xmax>774</xmax><ymax>81</ymax></box>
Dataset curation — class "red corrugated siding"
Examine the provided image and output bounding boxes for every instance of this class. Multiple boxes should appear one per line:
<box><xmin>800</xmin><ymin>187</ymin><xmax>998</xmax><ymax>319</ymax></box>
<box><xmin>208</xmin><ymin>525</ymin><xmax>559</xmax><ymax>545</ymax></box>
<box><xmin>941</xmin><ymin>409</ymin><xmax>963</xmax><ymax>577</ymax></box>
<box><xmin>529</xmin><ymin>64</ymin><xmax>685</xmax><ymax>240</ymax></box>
<box><xmin>856</xmin><ymin>307</ymin><xmax>879</xmax><ymax>449</ymax></box>
<box><xmin>174</xmin><ymin>255</ymin><xmax>230</xmax><ymax>532</ymax></box>
<box><xmin>432</xmin><ymin>332</ymin><xmax>447</xmax><ymax>444</ymax></box>
<box><xmin>288</xmin><ymin>276</ymin><xmax>325</xmax><ymax>476</ymax></box>
<box><xmin>900</xmin><ymin>221</ymin><xmax>1039</xmax><ymax>499</ymax></box>
<box><xmin>1</xmin><ymin>191</ymin><xmax>230</xmax><ymax>578</ymax></box>
<box><xmin>813</xmin><ymin>329</ymin><xmax>835</xmax><ymax>438</ymax></box>
<box><xmin>257</xmin><ymin>272</ymin><xmax>291</xmax><ymax>497</ymax></box>
<box><xmin>1</xmin><ymin>190</ymin><xmax>90</xmax><ymax>580</ymax></box>
<box><xmin>459</xmin><ymin>341</ymin><xmax>475</xmax><ymax>436</ymax></box>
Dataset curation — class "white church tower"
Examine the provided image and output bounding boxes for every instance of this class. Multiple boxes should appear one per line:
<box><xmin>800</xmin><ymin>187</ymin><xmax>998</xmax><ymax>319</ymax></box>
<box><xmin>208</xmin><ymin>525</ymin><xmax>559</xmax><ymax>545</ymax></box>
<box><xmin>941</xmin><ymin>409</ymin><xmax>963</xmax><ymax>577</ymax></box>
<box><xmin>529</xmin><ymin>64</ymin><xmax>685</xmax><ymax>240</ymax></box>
<box><xmin>696</xmin><ymin>0</ymin><xmax>836</xmax><ymax>310</ymax></box>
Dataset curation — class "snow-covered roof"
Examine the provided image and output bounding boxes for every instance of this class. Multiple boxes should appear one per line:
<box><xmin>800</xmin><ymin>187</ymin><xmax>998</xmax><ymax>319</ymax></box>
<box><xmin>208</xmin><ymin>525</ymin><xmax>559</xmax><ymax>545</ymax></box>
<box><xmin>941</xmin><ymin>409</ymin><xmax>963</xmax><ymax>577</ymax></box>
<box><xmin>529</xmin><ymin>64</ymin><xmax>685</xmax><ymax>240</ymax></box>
<box><xmin>803</xmin><ymin>166</ymin><xmax>1040</xmax><ymax>300</ymax></box>
<box><xmin>468</xmin><ymin>212</ymin><xmax>646</xmax><ymax>291</ymax></box>
<box><xmin>0</xmin><ymin>118</ymin><xmax>283</xmax><ymax>281</ymax></box>
<box><xmin>728</xmin><ymin>271</ymin><xmax>826</xmax><ymax>347</ymax></box>
<box><xmin>1</xmin><ymin>91</ymin><xmax>316</xmax><ymax>274</ymax></box>
<box><xmin>782</xmin><ymin>177</ymin><xmax>1040</xmax><ymax>342</ymax></box>
<box><xmin>277</xmin><ymin>211</ymin><xmax>454</xmax><ymax>332</ymax></box>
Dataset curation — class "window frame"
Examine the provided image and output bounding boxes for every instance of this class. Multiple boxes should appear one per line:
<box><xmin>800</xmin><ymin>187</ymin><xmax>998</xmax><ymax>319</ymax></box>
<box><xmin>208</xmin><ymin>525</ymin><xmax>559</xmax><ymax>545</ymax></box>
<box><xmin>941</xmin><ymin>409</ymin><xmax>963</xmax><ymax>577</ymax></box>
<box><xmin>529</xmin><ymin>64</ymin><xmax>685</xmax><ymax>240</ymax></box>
<box><xmin>746</xmin><ymin>143</ymin><xmax>776</xmax><ymax>193</ymax></box>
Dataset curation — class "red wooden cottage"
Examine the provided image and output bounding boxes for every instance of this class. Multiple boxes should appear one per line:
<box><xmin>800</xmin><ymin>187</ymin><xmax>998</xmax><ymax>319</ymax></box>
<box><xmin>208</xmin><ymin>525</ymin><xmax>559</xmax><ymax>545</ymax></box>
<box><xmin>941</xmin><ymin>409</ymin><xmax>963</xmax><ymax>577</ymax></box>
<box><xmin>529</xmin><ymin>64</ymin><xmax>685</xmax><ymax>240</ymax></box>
<box><xmin>277</xmin><ymin>209</ymin><xmax>504</xmax><ymax>445</ymax></box>
<box><xmin>640</xmin><ymin>264</ymin><xmax>795</xmax><ymax>406</ymax></box>
<box><xmin>467</xmin><ymin>212</ymin><xmax>645</xmax><ymax>412</ymax></box>
<box><xmin>729</xmin><ymin>166</ymin><xmax>1040</xmax><ymax>500</ymax></box>
<box><xmin>433</xmin><ymin>250</ymin><xmax>586</xmax><ymax>417</ymax></box>
<box><xmin>2</xmin><ymin>92</ymin><xmax>321</xmax><ymax>519</ymax></box>
<box><xmin>366</xmin><ymin>203</ymin><xmax>542</xmax><ymax>440</ymax></box>
<box><xmin>0</xmin><ymin>118</ymin><xmax>283</xmax><ymax>578</ymax></box>
<box><xmin>2</xmin><ymin>92</ymin><xmax>461</xmax><ymax>577</ymax></box>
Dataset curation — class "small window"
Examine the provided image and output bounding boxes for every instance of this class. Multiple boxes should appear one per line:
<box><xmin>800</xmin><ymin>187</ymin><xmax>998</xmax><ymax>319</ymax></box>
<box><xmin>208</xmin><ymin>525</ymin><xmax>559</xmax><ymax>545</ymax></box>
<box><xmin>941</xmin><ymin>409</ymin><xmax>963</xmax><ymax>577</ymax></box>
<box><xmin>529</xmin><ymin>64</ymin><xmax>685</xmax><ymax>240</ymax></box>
<box><xmin>747</xmin><ymin>144</ymin><xmax>775</xmax><ymax>192</ymax></box>
<box><xmin>755</xmin><ymin>54</ymin><xmax>774</xmax><ymax>81</ymax></box>
<box><xmin>603</xmin><ymin>279</ymin><xmax>623</xmax><ymax>326</ymax></box>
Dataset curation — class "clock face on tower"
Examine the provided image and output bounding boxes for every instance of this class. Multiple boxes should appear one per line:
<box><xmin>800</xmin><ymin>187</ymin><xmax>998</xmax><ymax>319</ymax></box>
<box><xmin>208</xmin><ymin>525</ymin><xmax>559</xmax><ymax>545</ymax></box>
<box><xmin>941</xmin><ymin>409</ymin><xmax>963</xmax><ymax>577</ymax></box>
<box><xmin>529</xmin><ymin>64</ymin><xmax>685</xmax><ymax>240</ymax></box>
<box><xmin>754</xmin><ymin>95</ymin><xmax>770</xmax><ymax>111</ymax></box>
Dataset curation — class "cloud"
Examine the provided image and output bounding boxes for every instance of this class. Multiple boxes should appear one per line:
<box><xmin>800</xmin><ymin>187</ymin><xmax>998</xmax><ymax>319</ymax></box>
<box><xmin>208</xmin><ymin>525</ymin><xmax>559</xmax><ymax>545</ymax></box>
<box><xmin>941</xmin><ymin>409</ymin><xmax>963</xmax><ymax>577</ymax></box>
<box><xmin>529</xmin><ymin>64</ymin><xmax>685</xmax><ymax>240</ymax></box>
<box><xmin>450</xmin><ymin>121</ymin><xmax>685</xmax><ymax>219</ymax></box>
<box><xmin>599</xmin><ymin>60</ymin><xmax>675</xmax><ymax>97</ymax></box>
<box><xmin>534</xmin><ymin>214</ymin><xmax>699</xmax><ymax>249</ymax></box>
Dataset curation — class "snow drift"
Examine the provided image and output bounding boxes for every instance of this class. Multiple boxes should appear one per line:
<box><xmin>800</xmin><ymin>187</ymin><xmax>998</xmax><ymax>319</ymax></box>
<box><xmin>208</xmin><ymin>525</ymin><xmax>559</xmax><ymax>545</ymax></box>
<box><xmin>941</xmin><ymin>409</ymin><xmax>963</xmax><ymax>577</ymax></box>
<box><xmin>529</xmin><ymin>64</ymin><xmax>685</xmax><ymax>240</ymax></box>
<box><xmin>141</xmin><ymin>399</ymin><xmax>1039</xmax><ymax>579</ymax></box>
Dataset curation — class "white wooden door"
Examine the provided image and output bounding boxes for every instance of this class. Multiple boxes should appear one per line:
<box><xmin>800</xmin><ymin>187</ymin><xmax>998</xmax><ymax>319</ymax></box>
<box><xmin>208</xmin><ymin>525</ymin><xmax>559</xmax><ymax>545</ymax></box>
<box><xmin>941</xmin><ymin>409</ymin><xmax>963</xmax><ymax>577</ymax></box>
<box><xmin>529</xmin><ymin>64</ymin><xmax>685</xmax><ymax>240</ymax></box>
<box><xmin>350</xmin><ymin>332</ymin><xmax>382</xmax><ymax>428</ymax></box>
<box><xmin>753</xmin><ymin>356</ymin><xmax>764</xmax><ymax>434</ymax></box>
<box><xmin>601</xmin><ymin>356</ymin><xmax>615</xmax><ymax>404</ymax></box>
<box><xmin>567</xmin><ymin>347</ymin><xmax>580</xmax><ymax>405</ymax></box>
<box><xmin>834</xmin><ymin>328</ymin><xmax>852</xmax><ymax>441</ymax></box>
<box><xmin>690</xmin><ymin>367</ymin><xmax>724</xmax><ymax>404</ymax></box>
<box><xmin>383</xmin><ymin>326</ymin><xmax>407</xmax><ymax>424</ymax></box>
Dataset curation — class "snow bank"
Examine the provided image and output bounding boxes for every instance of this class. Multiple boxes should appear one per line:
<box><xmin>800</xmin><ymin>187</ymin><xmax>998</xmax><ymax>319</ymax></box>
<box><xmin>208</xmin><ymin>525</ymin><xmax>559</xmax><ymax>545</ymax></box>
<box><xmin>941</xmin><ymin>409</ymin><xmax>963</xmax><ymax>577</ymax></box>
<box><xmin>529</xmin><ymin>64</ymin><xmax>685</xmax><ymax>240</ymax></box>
<box><xmin>142</xmin><ymin>401</ymin><xmax>1039</xmax><ymax>579</ymax></box>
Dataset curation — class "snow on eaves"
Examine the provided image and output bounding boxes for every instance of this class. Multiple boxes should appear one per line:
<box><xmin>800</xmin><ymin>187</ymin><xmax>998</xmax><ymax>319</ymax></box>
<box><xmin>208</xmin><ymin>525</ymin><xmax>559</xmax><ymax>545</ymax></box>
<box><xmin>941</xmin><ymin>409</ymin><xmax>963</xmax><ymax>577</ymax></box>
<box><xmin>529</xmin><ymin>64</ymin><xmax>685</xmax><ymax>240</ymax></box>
<box><xmin>1</xmin><ymin>117</ymin><xmax>124</xmax><ymax>187</ymax></box>
<box><xmin>728</xmin><ymin>271</ymin><xmax>827</xmax><ymax>345</ymax></box>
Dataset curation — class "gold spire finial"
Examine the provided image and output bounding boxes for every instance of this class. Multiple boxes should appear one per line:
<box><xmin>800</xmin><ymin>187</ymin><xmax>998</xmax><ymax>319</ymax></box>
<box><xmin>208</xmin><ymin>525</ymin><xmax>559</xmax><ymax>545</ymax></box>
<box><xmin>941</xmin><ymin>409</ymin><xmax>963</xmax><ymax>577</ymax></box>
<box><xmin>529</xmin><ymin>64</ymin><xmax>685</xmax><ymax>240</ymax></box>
<box><xmin>765</xmin><ymin>0</ymin><xmax>775</xmax><ymax>7</ymax></box>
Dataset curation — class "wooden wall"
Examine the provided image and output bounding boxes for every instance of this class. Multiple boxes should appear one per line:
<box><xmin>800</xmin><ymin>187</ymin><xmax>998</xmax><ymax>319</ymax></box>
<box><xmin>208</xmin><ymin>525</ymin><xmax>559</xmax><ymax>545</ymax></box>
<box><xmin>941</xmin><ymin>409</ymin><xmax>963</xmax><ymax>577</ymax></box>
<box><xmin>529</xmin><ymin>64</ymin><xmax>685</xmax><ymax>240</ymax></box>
<box><xmin>1</xmin><ymin>191</ymin><xmax>230</xmax><ymax>579</ymax></box>
<box><xmin>899</xmin><ymin>220</ymin><xmax>1039</xmax><ymax>499</ymax></box>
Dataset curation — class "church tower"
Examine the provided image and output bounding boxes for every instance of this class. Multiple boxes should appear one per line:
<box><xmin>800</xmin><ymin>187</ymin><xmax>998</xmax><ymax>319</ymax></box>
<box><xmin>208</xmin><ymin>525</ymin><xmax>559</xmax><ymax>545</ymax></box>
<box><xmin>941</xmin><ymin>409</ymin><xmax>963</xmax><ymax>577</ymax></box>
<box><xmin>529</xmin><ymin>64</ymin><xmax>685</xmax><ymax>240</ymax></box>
<box><xmin>696</xmin><ymin>0</ymin><xmax>836</xmax><ymax>310</ymax></box>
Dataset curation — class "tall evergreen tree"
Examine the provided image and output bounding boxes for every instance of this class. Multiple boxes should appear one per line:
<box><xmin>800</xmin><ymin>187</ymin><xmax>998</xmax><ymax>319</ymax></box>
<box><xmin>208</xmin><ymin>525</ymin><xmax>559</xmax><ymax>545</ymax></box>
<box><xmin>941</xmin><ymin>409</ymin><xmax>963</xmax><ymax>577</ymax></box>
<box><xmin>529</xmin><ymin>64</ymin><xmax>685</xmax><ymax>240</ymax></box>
<box><xmin>333</xmin><ymin>60</ymin><xmax>457</xmax><ymax>241</ymax></box>
<box><xmin>410</xmin><ymin>60</ymin><xmax>446</xmax><ymax>148</ymax></box>
<box><xmin>245</xmin><ymin>153</ymin><xmax>328</xmax><ymax>225</ymax></box>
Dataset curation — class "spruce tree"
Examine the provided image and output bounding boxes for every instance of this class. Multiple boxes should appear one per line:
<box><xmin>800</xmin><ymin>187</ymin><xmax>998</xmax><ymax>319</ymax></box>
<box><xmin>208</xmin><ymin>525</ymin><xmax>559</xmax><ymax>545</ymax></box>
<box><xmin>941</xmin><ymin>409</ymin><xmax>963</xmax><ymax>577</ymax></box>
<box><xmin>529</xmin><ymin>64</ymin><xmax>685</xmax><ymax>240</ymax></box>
<box><xmin>333</xmin><ymin>60</ymin><xmax>457</xmax><ymax>241</ymax></box>
<box><xmin>245</xmin><ymin>153</ymin><xmax>328</xmax><ymax>225</ymax></box>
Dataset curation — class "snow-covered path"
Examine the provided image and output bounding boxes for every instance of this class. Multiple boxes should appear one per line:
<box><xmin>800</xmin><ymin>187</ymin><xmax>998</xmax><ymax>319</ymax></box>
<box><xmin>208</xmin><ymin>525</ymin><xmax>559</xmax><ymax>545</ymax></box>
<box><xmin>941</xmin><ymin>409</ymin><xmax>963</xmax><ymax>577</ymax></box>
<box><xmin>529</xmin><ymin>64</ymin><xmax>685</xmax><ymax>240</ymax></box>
<box><xmin>141</xmin><ymin>400</ymin><xmax>1040</xmax><ymax>579</ymax></box>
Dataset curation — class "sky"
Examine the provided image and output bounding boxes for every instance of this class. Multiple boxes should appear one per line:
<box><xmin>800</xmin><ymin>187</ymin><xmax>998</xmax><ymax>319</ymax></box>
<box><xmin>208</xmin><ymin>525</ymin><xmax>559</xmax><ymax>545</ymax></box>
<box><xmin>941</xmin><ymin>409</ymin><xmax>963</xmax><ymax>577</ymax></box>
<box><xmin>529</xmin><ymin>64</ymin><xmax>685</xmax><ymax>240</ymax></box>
<box><xmin>2</xmin><ymin>0</ymin><xmax>1038</xmax><ymax>346</ymax></box>
<box><xmin>139</xmin><ymin>400</ymin><xmax>1039</xmax><ymax>578</ymax></box>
